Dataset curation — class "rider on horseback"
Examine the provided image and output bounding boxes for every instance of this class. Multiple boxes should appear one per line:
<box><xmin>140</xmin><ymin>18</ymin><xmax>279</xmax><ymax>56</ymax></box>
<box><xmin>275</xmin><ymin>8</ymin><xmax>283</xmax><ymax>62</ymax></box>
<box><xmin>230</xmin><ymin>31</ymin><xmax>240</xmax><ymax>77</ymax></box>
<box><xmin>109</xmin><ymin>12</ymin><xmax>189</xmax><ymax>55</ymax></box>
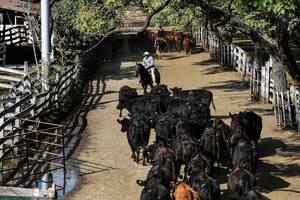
<box><xmin>157</xmin><ymin>25</ymin><xmax>165</xmax><ymax>38</ymax></box>
<box><xmin>142</xmin><ymin>51</ymin><xmax>156</xmax><ymax>84</ymax></box>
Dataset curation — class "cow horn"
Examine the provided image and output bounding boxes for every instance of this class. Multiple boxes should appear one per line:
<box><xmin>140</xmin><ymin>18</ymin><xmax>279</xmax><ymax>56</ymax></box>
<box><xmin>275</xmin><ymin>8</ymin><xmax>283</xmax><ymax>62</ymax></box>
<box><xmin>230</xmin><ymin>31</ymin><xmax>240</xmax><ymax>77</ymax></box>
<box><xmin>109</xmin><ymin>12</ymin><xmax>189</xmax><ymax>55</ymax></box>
<box><xmin>229</xmin><ymin>112</ymin><xmax>233</xmax><ymax>118</ymax></box>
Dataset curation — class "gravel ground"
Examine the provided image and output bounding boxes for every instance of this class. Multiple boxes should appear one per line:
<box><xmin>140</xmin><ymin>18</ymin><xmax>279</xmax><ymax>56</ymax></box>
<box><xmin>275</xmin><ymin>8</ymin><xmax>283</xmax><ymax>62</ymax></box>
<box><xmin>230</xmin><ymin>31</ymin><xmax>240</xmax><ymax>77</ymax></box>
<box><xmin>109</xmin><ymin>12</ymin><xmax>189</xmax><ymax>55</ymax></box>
<box><xmin>65</xmin><ymin>51</ymin><xmax>300</xmax><ymax>200</ymax></box>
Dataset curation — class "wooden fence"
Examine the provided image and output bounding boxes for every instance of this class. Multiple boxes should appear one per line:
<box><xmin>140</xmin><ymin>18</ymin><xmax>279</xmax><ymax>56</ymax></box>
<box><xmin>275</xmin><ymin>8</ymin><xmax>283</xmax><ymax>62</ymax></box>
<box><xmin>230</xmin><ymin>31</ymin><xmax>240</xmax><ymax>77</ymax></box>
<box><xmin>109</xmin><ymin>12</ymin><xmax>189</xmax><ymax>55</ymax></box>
<box><xmin>0</xmin><ymin>43</ymin><xmax>6</xmax><ymax>65</ymax></box>
<box><xmin>0</xmin><ymin>25</ymin><xmax>30</xmax><ymax>46</ymax></box>
<box><xmin>194</xmin><ymin>27</ymin><xmax>300</xmax><ymax>130</ymax></box>
<box><xmin>0</xmin><ymin>58</ymin><xmax>81</xmax><ymax>160</ymax></box>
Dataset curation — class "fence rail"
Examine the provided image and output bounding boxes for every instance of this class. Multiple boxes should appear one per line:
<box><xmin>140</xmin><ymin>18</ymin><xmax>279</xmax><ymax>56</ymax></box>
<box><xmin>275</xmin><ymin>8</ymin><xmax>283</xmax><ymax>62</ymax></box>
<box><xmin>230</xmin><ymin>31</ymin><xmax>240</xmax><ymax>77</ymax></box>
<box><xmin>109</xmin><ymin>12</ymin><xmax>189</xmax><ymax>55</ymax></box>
<box><xmin>194</xmin><ymin>27</ymin><xmax>300</xmax><ymax>130</ymax></box>
<box><xmin>0</xmin><ymin>25</ymin><xmax>30</xmax><ymax>46</ymax></box>
<box><xmin>0</xmin><ymin>56</ymin><xmax>82</xmax><ymax>190</ymax></box>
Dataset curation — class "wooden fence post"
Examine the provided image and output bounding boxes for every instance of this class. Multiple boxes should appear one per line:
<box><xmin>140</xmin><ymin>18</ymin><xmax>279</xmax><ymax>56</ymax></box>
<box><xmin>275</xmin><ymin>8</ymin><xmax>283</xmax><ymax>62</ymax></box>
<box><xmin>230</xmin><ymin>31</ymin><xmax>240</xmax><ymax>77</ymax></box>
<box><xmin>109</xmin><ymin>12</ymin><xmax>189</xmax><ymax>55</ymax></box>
<box><xmin>281</xmin><ymin>91</ymin><xmax>286</xmax><ymax>128</ymax></box>
<box><xmin>24</xmin><ymin>61</ymin><xmax>29</xmax><ymax>77</ymax></box>
<box><xmin>287</xmin><ymin>90</ymin><xmax>293</xmax><ymax>127</ymax></box>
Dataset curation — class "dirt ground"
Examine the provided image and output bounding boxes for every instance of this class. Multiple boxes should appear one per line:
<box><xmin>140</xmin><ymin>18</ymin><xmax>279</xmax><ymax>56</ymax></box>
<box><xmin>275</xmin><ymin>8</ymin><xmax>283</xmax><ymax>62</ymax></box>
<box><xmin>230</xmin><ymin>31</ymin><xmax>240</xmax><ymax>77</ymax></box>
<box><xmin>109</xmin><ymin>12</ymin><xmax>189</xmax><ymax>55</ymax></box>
<box><xmin>65</xmin><ymin>50</ymin><xmax>300</xmax><ymax>200</ymax></box>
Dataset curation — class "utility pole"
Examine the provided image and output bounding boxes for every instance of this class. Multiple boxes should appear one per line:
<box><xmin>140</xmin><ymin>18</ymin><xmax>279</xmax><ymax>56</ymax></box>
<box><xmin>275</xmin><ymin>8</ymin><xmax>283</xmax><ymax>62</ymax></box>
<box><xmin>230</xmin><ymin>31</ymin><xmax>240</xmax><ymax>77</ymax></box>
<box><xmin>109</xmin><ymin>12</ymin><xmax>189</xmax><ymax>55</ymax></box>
<box><xmin>41</xmin><ymin>0</ymin><xmax>50</xmax><ymax>91</ymax></box>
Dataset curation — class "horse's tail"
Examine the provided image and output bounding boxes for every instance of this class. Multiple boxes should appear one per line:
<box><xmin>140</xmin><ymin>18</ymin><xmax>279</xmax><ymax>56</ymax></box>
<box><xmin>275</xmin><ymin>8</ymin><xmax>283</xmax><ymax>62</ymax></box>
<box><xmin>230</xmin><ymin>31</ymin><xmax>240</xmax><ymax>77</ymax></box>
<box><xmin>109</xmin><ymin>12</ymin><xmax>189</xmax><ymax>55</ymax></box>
<box><xmin>155</xmin><ymin>68</ymin><xmax>160</xmax><ymax>85</ymax></box>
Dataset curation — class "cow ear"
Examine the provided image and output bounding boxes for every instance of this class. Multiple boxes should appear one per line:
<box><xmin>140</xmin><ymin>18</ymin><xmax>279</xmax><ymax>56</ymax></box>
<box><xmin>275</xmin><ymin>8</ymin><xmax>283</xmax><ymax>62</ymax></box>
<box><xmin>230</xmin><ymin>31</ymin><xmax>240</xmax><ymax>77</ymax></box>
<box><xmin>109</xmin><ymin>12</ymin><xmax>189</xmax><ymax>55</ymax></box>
<box><xmin>117</xmin><ymin>119</ymin><xmax>122</xmax><ymax>124</ymax></box>
<box><xmin>229</xmin><ymin>112</ymin><xmax>233</xmax><ymax>118</ymax></box>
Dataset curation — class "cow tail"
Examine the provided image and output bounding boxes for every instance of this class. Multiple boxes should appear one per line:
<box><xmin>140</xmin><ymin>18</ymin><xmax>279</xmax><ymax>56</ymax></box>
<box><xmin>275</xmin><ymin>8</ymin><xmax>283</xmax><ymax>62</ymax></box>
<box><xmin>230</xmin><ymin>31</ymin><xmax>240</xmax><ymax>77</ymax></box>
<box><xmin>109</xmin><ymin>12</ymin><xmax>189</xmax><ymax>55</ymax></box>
<box><xmin>211</xmin><ymin>93</ymin><xmax>216</xmax><ymax>111</ymax></box>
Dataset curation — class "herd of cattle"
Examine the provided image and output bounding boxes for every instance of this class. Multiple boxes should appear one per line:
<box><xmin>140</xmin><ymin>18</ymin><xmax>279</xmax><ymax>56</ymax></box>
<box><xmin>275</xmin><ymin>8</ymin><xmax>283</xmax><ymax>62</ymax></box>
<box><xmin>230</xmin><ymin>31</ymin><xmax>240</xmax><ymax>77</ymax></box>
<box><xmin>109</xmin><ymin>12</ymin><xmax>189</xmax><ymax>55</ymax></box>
<box><xmin>116</xmin><ymin>84</ymin><xmax>265</xmax><ymax>200</ymax></box>
<box><xmin>146</xmin><ymin>30</ymin><xmax>196</xmax><ymax>55</ymax></box>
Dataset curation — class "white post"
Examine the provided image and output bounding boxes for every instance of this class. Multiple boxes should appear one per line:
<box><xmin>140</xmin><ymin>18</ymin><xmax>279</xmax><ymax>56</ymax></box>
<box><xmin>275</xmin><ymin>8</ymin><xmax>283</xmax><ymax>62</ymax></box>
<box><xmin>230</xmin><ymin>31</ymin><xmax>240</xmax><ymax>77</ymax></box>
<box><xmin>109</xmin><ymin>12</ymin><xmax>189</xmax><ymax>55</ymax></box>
<box><xmin>41</xmin><ymin>0</ymin><xmax>50</xmax><ymax>91</ymax></box>
<box><xmin>24</xmin><ymin>61</ymin><xmax>29</xmax><ymax>77</ymax></box>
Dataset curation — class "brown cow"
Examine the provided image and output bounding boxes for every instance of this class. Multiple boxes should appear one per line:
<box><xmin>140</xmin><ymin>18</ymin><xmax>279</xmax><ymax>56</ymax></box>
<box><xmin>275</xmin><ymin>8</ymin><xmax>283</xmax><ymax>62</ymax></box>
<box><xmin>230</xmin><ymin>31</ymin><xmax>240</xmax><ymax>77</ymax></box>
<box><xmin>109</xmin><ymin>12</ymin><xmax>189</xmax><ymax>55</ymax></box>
<box><xmin>173</xmin><ymin>182</ymin><xmax>201</xmax><ymax>200</ymax></box>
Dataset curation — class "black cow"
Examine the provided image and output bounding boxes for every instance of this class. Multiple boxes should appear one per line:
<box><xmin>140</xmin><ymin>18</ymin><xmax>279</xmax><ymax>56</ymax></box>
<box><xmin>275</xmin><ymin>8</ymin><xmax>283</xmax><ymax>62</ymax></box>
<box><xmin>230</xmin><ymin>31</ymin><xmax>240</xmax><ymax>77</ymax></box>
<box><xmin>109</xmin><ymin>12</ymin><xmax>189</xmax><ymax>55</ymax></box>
<box><xmin>166</xmin><ymin>98</ymin><xmax>210</xmax><ymax>123</ymax></box>
<box><xmin>131</xmin><ymin>97</ymin><xmax>167</xmax><ymax>127</ymax></box>
<box><xmin>187</xmin><ymin>152</ymin><xmax>212</xmax><ymax>178</ymax></box>
<box><xmin>243</xmin><ymin>190</ymin><xmax>270</xmax><ymax>200</ymax></box>
<box><xmin>227</xmin><ymin>167</ymin><xmax>256</xmax><ymax>200</ymax></box>
<box><xmin>143</xmin><ymin>143</ymin><xmax>160</xmax><ymax>164</ymax></box>
<box><xmin>229</xmin><ymin>111</ymin><xmax>262</xmax><ymax>146</ymax></box>
<box><xmin>189</xmin><ymin>172</ymin><xmax>221</xmax><ymax>200</ymax></box>
<box><xmin>175</xmin><ymin>134</ymin><xmax>199</xmax><ymax>180</ymax></box>
<box><xmin>212</xmin><ymin>119</ymin><xmax>230</xmax><ymax>171</ymax></box>
<box><xmin>148</xmin><ymin>84</ymin><xmax>171</xmax><ymax>97</ymax></box>
<box><xmin>117</xmin><ymin>113</ymin><xmax>151</xmax><ymax>165</ymax></box>
<box><xmin>231</xmin><ymin>141</ymin><xmax>258</xmax><ymax>173</ymax></box>
<box><xmin>137</xmin><ymin>158</ymin><xmax>174</xmax><ymax>190</ymax></box>
<box><xmin>155</xmin><ymin>113</ymin><xmax>177</xmax><ymax>146</ymax></box>
<box><xmin>117</xmin><ymin>85</ymin><xmax>138</xmax><ymax>117</ymax></box>
<box><xmin>170</xmin><ymin>87</ymin><xmax>216</xmax><ymax>110</ymax></box>
<box><xmin>200</xmin><ymin>128</ymin><xmax>217</xmax><ymax>175</ymax></box>
<box><xmin>175</xmin><ymin>118</ymin><xmax>204</xmax><ymax>140</ymax></box>
<box><xmin>167</xmin><ymin>99</ymin><xmax>194</xmax><ymax>119</ymax></box>
<box><xmin>140</xmin><ymin>183</ymin><xmax>171</xmax><ymax>200</ymax></box>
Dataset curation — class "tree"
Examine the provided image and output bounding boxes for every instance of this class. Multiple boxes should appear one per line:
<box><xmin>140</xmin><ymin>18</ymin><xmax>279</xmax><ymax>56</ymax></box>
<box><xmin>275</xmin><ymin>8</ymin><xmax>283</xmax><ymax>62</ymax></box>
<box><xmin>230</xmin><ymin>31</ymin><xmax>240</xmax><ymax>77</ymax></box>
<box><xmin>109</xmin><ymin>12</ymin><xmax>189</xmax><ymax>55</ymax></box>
<box><xmin>51</xmin><ymin>0</ymin><xmax>172</xmax><ymax>62</ymax></box>
<box><xmin>51</xmin><ymin>0</ymin><xmax>300</xmax><ymax>84</ymax></box>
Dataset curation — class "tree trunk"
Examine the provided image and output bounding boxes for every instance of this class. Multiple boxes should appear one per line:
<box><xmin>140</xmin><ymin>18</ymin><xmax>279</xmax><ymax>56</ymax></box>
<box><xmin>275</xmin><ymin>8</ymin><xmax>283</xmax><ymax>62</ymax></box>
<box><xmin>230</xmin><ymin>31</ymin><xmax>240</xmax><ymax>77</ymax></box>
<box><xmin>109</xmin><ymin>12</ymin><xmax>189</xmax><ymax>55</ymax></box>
<box><xmin>272</xmin><ymin>58</ymin><xmax>287</xmax><ymax>93</ymax></box>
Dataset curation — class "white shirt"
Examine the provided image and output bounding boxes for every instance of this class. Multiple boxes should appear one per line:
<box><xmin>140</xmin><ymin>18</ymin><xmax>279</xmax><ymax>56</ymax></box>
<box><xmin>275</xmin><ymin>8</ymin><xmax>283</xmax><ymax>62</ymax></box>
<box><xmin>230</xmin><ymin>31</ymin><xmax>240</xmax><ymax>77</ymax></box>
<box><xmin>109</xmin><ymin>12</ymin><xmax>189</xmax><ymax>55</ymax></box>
<box><xmin>143</xmin><ymin>56</ymin><xmax>154</xmax><ymax>68</ymax></box>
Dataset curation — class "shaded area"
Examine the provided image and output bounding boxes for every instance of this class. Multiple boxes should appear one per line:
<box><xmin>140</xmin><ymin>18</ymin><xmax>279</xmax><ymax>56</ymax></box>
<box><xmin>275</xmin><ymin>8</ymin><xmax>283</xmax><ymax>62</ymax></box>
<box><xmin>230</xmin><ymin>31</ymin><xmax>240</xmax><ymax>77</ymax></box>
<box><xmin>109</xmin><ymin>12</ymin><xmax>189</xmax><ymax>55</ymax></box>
<box><xmin>256</xmin><ymin>162</ymin><xmax>291</xmax><ymax>193</ymax></box>
<box><xmin>258</xmin><ymin>137</ymin><xmax>300</xmax><ymax>162</ymax></box>
<box><xmin>162</xmin><ymin>55</ymin><xmax>187</xmax><ymax>60</ymax></box>
<box><xmin>254</xmin><ymin>137</ymin><xmax>300</xmax><ymax>193</ymax></box>
<box><xmin>244</xmin><ymin>107</ymin><xmax>274</xmax><ymax>116</ymax></box>
<box><xmin>202</xmin><ymin>66</ymin><xmax>234</xmax><ymax>75</ymax></box>
<box><xmin>193</xmin><ymin>58</ymin><xmax>217</xmax><ymax>66</ymax></box>
<box><xmin>68</xmin><ymin>158</ymin><xmax>116</xmax><ymax>177</ymax></box>
<box><xmin>202</xmin><ymin>80</ymin><xmax>249</xmax><ymax>92</ymax></box>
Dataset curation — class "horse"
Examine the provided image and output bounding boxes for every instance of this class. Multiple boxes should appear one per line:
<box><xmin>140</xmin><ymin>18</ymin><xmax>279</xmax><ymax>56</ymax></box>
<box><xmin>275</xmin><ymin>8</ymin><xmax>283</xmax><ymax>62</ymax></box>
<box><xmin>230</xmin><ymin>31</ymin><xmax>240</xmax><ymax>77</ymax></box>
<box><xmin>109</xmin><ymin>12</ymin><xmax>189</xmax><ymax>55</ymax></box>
<box><xmin>136</xmin><ymin>63</ymin><xmax>161</xmax><ymax>94</ymax></box>
<box><xmin>183</xmin><ymin>34</ymin><xmax>196</xmax><ymax>55</ymax></box>
<box><xmin>154</xmin><ymin>38</ymin><xmax>167</xmax><ymax>59</ymax></box>
<box><xmin>174</xmin><ymin>32</ymin><xmax>183</xmax><ymax>52</ymax></box>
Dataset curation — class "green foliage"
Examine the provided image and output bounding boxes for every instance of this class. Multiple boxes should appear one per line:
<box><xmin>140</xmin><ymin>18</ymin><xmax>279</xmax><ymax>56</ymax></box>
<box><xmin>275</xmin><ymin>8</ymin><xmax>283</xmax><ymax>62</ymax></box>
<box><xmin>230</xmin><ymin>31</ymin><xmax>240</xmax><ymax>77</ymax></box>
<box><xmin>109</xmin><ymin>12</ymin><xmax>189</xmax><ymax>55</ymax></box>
<box><xmin>231</xmin><ymin>0</ymin><xmax>299</xmax><ymax>34</ymax></box>
<box><xmin>52</xmin><ymin>0</ymin><xmax>121</xmax><ymax>63</ymax></box>
<box><xmin>150</xmin><ymin>0</ymin><xmax>204</xmax><ymax>31</ymax></box>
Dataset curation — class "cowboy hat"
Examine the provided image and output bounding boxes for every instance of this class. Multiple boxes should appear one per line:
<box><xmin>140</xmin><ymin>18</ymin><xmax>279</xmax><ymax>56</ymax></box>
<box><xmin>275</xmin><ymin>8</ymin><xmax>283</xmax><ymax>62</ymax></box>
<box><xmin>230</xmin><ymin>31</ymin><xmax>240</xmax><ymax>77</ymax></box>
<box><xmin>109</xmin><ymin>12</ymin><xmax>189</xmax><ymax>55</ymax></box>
<box><xmin>143</xmin><ymin>51</ymin><xmax>150</xmax><ymax>56</ymax></box>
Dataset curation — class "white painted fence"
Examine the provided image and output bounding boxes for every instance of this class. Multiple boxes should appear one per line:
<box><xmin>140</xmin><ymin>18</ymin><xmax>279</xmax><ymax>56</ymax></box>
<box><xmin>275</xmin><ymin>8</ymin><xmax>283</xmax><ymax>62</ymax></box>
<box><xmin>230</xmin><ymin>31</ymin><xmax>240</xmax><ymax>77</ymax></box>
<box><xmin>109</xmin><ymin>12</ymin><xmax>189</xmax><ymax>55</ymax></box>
<box><xmin>194</xmin><ymin>27</ymin><xmax>300</xmax><ymax>130</ymax></box>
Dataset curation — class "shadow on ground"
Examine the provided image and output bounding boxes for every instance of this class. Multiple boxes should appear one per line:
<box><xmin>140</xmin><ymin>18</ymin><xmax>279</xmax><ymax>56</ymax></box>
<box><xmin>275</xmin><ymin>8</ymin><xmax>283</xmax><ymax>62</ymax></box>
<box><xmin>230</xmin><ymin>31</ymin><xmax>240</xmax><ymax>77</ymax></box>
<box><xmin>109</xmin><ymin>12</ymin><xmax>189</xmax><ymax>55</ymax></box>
<box><xmin>202</xmin><ymin>80</ymin><xmax>249</xmax><ymax>92</ymax></box>
<box><xmin>193</xmin><ymin>58</ymin><xmax>217</xmax><ymax>66</ymax></box>
<box><xmin>68</xmin><ymin>158</ymin><xmax>117</xmax><ymax>176</ymax></box>
<box><xmin>254</xmin><ymin>137</ymin><xmax>300</xmax><ymax>193</ymax></box>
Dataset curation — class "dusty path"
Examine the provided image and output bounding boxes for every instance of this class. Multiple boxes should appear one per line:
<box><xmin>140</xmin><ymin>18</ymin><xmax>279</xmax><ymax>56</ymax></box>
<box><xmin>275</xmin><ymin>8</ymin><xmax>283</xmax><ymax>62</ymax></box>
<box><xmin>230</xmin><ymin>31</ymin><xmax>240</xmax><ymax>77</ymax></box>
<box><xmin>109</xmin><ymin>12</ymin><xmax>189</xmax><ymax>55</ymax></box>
<box><xmin>66</xmin><ymin>51</ymin><xmax>300</xmax><ymax>200</ymax></box>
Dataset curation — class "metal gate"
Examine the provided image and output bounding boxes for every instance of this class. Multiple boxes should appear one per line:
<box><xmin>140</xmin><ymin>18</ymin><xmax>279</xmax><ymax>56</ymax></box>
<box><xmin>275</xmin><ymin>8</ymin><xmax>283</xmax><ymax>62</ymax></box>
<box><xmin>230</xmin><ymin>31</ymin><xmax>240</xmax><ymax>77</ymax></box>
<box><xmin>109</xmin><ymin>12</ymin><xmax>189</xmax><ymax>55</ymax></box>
<box><xmin>0</xmin><ymin>117</ymin><xmax>65</xmax><ymax>195</ymax></box>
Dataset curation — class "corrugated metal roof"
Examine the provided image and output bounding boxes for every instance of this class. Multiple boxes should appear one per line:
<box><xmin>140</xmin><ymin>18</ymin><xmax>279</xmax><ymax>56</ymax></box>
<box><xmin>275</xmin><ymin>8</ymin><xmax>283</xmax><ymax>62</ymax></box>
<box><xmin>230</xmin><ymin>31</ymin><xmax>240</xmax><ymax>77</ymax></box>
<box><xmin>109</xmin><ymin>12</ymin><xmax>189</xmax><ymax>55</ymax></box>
<box><xmin>0</xmin><ymin>0</ymin><xmax>40</xmax><ymax>15</ymax></box>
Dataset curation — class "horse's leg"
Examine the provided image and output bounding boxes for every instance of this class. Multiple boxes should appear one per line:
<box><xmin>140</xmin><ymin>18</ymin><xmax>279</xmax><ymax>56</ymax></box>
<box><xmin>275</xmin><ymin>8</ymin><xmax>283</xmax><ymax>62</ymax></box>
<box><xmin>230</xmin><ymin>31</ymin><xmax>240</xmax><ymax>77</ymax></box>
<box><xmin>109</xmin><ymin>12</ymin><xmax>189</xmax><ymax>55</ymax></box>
<box><xmin>136</xmin><ymin>149</ymin><xmax>140</xmax><ymax>163</ymax></box>
<box><xmin>142</xmin><ymin>146</ymin><xmax>146</xmax><ymax>166</ymax></box>
<box><xmin>119</xmin><ymin>109</ymin><xmax>122</xmax><ymax>117</ymax></box>
<box><xmin>149</xmin><ymin>83</ymin><xmax>153</xmax><ymax>88</ymax></box>
<box><xmin>143</xmin><ymin>85</ymin><xmax>147</xmax><ymax>94</ymax></box>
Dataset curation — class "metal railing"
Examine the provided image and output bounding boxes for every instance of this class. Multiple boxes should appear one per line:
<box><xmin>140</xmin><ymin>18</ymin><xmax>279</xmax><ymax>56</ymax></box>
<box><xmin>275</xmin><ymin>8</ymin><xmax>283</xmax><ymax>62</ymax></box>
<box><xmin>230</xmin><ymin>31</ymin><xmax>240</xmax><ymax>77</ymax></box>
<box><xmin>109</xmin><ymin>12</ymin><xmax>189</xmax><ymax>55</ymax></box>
<box><xmin>0</xmin><ymin>117</ymin><xmax>65</xmax><ymax>193</ymax></box>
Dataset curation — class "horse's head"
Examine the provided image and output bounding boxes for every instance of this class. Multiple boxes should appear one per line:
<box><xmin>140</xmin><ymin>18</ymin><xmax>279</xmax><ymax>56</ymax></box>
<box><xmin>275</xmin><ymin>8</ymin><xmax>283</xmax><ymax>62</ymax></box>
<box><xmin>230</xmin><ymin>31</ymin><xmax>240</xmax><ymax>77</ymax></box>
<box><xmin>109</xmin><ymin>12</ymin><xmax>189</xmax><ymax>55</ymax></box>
<box><xmin>135</xmin><ymin>62</ymin><xmax>144</xmax><ymax>77</ymax></box>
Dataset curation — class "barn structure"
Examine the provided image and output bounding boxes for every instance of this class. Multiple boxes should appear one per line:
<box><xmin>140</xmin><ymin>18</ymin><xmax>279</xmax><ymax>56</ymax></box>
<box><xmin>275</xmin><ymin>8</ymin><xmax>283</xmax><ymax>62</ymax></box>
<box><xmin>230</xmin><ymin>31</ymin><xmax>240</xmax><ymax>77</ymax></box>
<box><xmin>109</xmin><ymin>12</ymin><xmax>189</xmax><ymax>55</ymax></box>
<box><xmin>0</xmin><ymin>0</ymin><xmax>41</xmax><ymax>92</ymax></box>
